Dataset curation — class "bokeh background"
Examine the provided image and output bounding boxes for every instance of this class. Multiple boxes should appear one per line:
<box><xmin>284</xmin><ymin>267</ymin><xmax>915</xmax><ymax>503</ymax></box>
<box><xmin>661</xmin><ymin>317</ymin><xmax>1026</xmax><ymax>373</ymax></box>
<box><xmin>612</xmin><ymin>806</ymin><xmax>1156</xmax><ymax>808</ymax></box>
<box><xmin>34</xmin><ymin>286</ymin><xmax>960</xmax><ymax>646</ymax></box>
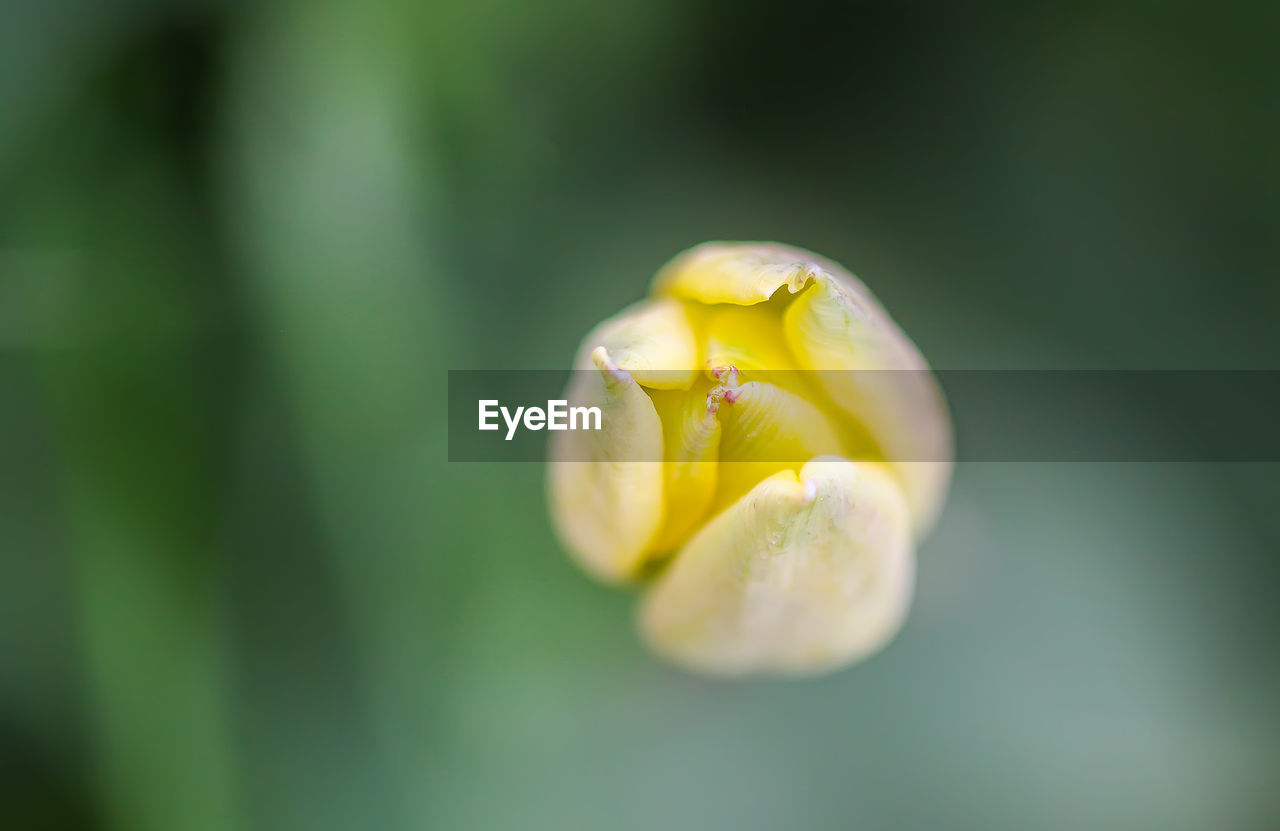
<box><xmin>3</xmin><ymin>1</ymin><xmax>1278</xmax><ymax>829</ymax></box>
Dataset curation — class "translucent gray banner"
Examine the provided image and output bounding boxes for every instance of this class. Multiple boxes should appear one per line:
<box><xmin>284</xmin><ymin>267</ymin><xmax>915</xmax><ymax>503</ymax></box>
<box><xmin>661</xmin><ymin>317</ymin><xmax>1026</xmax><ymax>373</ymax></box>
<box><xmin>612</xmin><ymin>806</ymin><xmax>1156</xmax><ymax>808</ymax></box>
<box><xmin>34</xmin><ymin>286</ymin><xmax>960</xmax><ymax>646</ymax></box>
<box><xmin>447</xmin><ymin>370</ymin><xmax>1280</xmax><ymax>462</ymax></box>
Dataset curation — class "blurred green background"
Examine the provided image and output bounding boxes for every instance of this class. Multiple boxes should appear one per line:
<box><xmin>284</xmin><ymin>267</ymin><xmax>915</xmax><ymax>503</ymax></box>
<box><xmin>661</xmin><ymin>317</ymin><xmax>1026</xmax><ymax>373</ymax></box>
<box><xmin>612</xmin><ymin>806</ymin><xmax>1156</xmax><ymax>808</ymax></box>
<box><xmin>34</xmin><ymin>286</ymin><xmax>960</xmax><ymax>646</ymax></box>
<box><xmin>2</xmin><ymin>1</ymin><xmax>1278</xmax><ymax>829</ymax></box>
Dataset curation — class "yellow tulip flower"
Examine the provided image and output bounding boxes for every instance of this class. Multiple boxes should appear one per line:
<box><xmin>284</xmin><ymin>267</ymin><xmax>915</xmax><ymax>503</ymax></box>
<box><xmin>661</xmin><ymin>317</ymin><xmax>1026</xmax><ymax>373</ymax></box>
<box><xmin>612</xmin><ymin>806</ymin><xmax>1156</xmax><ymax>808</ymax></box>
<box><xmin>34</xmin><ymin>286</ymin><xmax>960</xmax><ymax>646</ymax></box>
<box><xmin>547</xmin><ymin>242</ymin><xmax>952</xmax><ymax>676</ymax></box>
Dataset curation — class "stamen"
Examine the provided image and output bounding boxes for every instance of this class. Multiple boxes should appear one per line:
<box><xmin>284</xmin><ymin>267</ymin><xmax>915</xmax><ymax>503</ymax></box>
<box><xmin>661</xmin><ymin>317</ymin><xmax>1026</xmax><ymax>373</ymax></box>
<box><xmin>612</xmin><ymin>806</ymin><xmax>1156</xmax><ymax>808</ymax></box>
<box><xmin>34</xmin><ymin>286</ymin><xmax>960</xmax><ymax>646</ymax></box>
<box><xmin>705</xmin><ymin>386</ymin><xmax>725</xmax><ymax>415</ymax></box>
<box><xmin>709</xmin><ymin>364</ymin><xmax>741</xmax><ymax>388</ymax></box>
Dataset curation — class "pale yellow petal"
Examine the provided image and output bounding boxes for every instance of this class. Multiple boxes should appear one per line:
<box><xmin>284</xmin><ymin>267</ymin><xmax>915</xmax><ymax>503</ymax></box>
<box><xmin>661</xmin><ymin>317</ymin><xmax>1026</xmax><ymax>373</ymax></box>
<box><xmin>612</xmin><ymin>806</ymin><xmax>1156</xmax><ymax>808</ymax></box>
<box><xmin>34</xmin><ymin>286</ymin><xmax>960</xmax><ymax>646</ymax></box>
<box><xmin>782</xmin><ymin>269</ymin><xmax>953</xmax><ymax>537</ymax></box>
<box><xmin>575</xmin><ymin>297</ymin><xmax>700</xmax><ymax>389</ymax></box>
<box><xmin>639</xmin><ymin>457</ymin><xmax>914</xmax><ymax>676</ymax></box>
<box><xmin>648</xmin><ymin>380</ymin><xmax>721</xmax><ymax>554</ymax></box>
<box><xmin>547</xmin><ymin>349</ymin><xmax>665</xmax><ymax>583</ymax></box>
<box><xmin>711</xmin><ymin>380</ymin><xmax>856</xmax><ymax>513</ymax></box>
<box><xmin>651</xmin><ymin>241</ymin><xmax>825</xmax><ymax>306</ymax></box>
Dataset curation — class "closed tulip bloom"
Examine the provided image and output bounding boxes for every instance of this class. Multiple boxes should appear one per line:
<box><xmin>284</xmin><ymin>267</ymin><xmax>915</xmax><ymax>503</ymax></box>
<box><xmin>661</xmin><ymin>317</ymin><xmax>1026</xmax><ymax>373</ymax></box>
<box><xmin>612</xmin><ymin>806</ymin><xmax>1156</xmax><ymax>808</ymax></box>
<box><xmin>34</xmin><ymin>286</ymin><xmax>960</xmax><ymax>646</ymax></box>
<box><xmin>547</xmin><ymin>242</ymin><xmax>952</xmax><ymax>676</ymax></box>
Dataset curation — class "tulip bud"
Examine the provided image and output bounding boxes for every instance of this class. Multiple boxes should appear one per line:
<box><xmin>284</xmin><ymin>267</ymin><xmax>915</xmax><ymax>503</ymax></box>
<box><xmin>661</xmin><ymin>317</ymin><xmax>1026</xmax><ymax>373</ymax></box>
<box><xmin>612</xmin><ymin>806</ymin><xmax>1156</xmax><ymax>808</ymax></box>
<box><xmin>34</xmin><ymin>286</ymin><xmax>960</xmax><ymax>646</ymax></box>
<box><xmin>547</xmin><ymin>242</ymin><xmax>952</xmax><ymax>676</ymax></box>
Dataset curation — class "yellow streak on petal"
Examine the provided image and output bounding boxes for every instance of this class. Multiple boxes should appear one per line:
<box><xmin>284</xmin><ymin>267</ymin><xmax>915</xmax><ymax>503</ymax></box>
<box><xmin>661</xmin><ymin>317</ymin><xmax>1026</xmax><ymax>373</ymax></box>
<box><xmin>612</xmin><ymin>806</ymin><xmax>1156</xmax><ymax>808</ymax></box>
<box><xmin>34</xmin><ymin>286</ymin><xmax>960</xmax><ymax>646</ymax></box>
<box><xmin>648</xmin><ymin>380</ymin><xmax>722</xmax><ymax>555</ymax></box>
<box><xmin>575</xmin><ymin>297</ymin><xmax>700</xmax><ymax>390</ymax></box>
<box><xmin>783</xmin><ymin>272</ymin><xmax>952</xmax><ymax>537</ymax></box>
<box><xmin>651</xmin><ymin>242</ymin><xmax>823</xmax><ymax>306</ymax></box>
<box><xmin>703</xmin><ymin>303</ymin><xmax>800</xmax><ymax>375</ymax></box>
<box><xmin>547</xmin><ymin>349</ymin><xmax>665</xmax><ymax>583</ymax></box>
<box><xmin>639</xmin><ymin>457</ymin><xmax>914</xmax><ymax>676</ymax></box>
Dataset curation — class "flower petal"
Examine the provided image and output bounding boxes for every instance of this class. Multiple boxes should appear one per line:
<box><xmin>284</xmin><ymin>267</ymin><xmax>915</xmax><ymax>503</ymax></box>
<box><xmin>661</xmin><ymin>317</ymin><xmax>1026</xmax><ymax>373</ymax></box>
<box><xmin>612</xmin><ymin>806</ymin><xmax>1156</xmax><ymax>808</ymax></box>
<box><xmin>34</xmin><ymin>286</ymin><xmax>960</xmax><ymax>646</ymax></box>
<box><xmin>711</xmin><ymin>379</ymin><xmax>856</xmax><ymax>513</ymax></box>
<box><xmin>639</xmin><ymin>457</ymin><xmax>914</xmax><ymax>676</ymax></box>
<box><xmin>547</xmin><ymin>348</ymin><xmax>665</xmax><ymax>582</ymax></box>
<box><xmin>651</xmin><ymin>241</ymin><xmax>825</xmax><ymax>306</ymax></box>
<box><xmin>648</xmin><ymin>380</ymin><xmax>722</xmax><ymax>554</ymax></box>
<box><xmin>575</xmin><ymin>297</ymin><xmax>700</xmax><ymax>390</ymax></box>
<box><xmin>703</xmin><ymin>303</ymin><xmax>800</xmax><ymax>374</ymax></box>
<box><xmin>782</xmin><ymin>270</ymin><xmax>953</xmax><ymax>536</ymax></box>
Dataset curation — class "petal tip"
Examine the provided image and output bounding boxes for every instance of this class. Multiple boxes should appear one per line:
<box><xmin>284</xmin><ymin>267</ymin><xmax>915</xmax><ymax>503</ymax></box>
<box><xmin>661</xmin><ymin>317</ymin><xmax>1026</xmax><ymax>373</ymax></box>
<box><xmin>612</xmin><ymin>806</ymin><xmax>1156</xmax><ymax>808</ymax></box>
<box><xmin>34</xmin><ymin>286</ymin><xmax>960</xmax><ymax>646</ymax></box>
<box><xmin>590</xmin><ymin>346</ymin><xmax>631</xmax><ymax>384</ymax></box>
